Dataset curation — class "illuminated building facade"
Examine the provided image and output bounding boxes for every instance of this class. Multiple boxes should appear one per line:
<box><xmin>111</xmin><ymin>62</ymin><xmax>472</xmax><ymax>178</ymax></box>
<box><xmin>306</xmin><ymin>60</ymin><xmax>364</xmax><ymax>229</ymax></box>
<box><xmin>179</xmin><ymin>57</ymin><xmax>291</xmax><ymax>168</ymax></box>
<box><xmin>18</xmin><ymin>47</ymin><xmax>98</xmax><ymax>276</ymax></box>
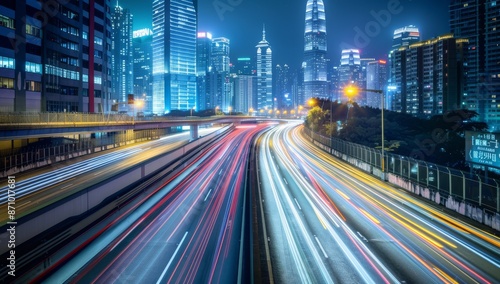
<box><xmin>152</xmin><ymin>0</ymin><xmax>197</xmax><ymax>114</ymax></box>
<box><xmin>303</xmin><ymin>0</ymin><xmax>328</xmax><ymax>98</ymax></box>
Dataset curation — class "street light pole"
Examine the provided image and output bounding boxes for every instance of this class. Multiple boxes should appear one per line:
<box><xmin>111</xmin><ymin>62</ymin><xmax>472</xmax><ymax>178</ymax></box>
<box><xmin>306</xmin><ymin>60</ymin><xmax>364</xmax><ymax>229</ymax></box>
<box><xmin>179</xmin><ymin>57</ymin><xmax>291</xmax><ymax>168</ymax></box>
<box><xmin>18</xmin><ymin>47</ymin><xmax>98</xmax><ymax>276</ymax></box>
<box><xmin>345</xmin><ymin>86</ymin><xmax>385</xmax><ymax>179</ymax></box>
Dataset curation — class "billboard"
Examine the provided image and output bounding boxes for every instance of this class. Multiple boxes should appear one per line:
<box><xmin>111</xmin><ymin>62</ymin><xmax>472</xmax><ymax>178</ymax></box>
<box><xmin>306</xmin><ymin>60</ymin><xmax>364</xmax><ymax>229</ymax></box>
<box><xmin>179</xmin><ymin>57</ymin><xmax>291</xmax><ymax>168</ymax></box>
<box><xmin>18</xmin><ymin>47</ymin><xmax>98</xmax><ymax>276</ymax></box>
<box><xmin>465</xmin><ymin>131</ymin><xmax>500</xmax><ymax>168</ymax></box>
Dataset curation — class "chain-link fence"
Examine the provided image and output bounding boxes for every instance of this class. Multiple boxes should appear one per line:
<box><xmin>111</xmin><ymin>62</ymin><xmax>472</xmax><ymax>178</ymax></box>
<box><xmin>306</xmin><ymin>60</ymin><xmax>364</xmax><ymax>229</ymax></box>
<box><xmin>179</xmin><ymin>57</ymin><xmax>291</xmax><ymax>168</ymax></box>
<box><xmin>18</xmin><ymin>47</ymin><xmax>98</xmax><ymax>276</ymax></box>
<box><xmin>304</xmin><ymin>127</ymin><xmax>500</xmax><ymax>213</ymax></box>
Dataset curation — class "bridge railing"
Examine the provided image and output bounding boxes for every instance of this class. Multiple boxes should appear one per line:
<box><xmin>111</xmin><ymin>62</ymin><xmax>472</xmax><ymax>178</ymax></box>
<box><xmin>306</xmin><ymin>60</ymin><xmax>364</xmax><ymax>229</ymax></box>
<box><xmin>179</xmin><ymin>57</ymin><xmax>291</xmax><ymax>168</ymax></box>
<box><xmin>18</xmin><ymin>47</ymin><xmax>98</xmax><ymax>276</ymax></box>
<box><xmin>304</xmin><ymin>127</ymin><xmax>500</xmax><ymax>214</ymax></box>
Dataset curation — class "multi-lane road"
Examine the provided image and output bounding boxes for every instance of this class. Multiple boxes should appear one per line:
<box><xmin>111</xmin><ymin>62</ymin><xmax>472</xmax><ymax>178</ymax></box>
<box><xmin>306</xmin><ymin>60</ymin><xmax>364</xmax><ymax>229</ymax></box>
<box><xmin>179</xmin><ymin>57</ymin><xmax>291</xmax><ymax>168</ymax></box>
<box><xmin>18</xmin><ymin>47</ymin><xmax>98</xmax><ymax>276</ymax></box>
<box><xmin>0</xmin><ymin>128</ymin><xmax>219</xmax><ymax>223</ymax></box>
<box><xmin>257</xmin><ymin>122</ymin><xmax>500</xmax><ymax>283</ymax></box>
<box><xmin>12</xmin><ymin>121</ymin><xmax>500</xmax><ymax>283</ymax></box>
<box><xmin>44</xmin><ymin>123</ymin><xmax>272</xmax><ymax>283</ymax></box>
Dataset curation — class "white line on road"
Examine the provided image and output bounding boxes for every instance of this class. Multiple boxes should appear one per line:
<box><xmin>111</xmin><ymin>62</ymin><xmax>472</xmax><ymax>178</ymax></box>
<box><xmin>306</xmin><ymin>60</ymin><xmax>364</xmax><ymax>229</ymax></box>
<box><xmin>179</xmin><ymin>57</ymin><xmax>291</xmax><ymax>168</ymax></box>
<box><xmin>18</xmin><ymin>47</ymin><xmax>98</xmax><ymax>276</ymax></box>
<box><xmin>294</xmin><ymin>198</ymin><xmax>302</xmax><ymax>210</ymax></box>
<box><xmin>315</xmin><ymin>236</ymin><xmax>328</xmax><ymax>259</ymax></box>
<box><xmin>156</xmin><ymin>231</ymin><xmax>189</xmax><ymax>284</ymax></box>
<box><xmin>204</xmin><ymin>189</ymin><xmax>212</xmax><ymax>202</ymax></box>
<box><xmin>219</xmin><ymin>169</ymin><xmax>223</xmax><ymax>175</ymax></box>
<box><xmin>60</xmin><ymin>183</ymin><xmax>74</xmax><ymax>190</ymax></box>
<box><xmin>283</xmin><ymin>178</ymin><xmax>288</xmax><ymax>185</ymax></box>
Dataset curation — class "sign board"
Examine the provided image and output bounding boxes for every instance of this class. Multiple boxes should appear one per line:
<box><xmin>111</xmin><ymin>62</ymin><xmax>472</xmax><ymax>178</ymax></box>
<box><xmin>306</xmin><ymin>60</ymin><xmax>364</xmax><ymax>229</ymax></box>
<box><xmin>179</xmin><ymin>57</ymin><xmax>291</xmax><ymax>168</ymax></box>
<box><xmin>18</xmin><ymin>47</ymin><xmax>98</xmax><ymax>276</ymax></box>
<box><xmin>465</xmin><ymin>131</ymin><xmax>500</xmax><ymax>168</ymax></box>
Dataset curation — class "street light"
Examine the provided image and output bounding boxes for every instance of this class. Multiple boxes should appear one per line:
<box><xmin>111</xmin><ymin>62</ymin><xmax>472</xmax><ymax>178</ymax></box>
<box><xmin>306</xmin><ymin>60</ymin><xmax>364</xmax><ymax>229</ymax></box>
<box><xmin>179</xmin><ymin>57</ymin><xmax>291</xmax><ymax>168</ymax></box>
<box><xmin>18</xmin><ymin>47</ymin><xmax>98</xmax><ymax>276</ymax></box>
<box><xmin>343</xmin><ymin>85</ymin><xmax>385</xmax><ymax>179</ymax></box>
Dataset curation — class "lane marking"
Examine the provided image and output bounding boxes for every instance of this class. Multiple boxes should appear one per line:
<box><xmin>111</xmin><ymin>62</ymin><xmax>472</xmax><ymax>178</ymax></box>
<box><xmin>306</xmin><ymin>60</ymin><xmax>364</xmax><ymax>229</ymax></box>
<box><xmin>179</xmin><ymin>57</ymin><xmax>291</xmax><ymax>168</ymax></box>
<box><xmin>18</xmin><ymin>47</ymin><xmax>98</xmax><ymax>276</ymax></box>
<box><xmin>294</xmin><ymin>198</ymin><xmax>302</xmax><ymax>210</ymax></box>
<box><xmin>204</xmin><ymin>189</ymin><xmax>212</xmax><ymax>202</ymax></box>
<box><xmin>283</xmin><ymin>178</ymin><xmax>288</xmax><ymax>185</ymax></box>
<box><xmin>156</xmin><ymin>231</ymin><xmax>189</xmax><ymax>284</ymax></box>
<box><xmin>315</xmin><ymin>236</ymin><xmax>328</xmax><ymax>259</ymax></box>
<box><xmin>60</xmin><ymin>183</ymin><xmax>74</xmax><ymax>190</ymax></box>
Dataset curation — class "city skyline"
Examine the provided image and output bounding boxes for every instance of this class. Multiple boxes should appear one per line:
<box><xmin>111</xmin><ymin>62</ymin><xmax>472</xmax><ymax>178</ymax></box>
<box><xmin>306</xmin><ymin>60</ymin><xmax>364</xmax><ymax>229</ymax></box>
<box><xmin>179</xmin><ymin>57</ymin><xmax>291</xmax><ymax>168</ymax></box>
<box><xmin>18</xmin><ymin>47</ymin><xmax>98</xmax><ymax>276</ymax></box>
<box><xmin>122</xmin><ymin>0</ymin><xmax>450</xmax><ymax>68</ymax></box>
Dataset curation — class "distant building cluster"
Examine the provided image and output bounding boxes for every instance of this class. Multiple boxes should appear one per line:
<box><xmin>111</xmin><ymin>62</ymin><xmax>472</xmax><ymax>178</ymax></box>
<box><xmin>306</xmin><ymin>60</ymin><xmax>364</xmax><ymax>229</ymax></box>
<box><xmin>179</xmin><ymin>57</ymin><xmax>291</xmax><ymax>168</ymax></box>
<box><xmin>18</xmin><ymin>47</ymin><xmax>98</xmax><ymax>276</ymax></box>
<box><xmin>0</xmin><ymin>0</ymin><xmax>498</xmax><ymax>128</ymax></box>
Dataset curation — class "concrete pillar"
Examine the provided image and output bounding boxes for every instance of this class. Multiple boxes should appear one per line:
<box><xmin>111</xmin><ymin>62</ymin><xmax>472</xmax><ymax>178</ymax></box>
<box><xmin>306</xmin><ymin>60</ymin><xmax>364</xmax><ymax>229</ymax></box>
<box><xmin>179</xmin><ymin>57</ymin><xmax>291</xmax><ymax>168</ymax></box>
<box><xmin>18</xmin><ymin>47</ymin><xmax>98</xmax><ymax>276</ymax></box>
<box><xmin>190</xmin><ymin>125</ymin><xmax>199</xmax><ymax>140</ymax></box>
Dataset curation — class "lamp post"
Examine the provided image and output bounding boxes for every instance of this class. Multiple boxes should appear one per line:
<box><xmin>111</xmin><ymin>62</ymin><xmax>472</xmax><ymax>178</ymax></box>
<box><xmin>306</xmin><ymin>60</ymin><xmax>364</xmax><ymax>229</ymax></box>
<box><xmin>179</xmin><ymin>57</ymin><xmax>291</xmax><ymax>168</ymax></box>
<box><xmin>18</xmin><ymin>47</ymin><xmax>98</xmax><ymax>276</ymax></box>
<box><xmin>344</xmin><ymin>85</ymin><xmax>385</xmax><ymax>178</ymax></box>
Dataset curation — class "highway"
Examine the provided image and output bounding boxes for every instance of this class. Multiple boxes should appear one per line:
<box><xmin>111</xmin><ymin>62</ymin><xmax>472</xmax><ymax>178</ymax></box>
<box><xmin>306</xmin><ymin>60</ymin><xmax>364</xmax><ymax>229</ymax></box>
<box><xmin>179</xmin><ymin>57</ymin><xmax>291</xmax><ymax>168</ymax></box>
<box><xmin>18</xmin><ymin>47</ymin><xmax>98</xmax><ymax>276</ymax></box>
<box><xmin>257</xmin><ymin>122</ymin><xmax>500</xmax><ymax>283</ymax></box>
<box><xmin>0</xmin><ymin>128</ymin><xmax>219</xmax><ymax>223</ymax></box>
<box><xmin>43</xmin><ymin>123</ymin><xmax>272</xmax><ymax>283</ymax></box>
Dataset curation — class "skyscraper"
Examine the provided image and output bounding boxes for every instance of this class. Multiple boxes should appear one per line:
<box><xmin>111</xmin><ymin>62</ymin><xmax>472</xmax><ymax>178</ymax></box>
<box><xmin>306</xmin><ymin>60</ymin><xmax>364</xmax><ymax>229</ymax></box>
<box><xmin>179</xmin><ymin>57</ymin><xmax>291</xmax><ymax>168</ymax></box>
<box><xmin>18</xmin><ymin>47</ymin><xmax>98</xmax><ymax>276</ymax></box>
<box><xmin>0</xmin><ymin>0</ymin><xmax>113</xmax><ymax>113</ymax></box>
<box><xmin>366</xmin><ymin>60</ymin><xmax>387</xmax><ymax>109</ymax></box>
<box><xmin>388</xmin><ymin>25</ymin><xmax>420</xmax><ymax>110</ymax></box>
<box><xmin>196</xmin><ymin>32</ymin><xmax>212</xmax><ymax>111</ymax></box>
<box><xmin>303</xmin><ymin>0</ymin><xmax>328</xmax><ymax>99</ymax></box>
<box><xmin>275</xmin><ymin>64</ymin><xmax>292</xmax><ymax>109</ymax></box>
<box><xmin>338</xmin><ymin>49</ymin><xmax>361</xmax><ymax>101</ymax></box>
<box><xmin>392</xmin><ymin>34</ymin><xmax>467</xmax><ymax>116</ymax></box>
<box><xmin>133</xmin><ymin>28</ymin><xmax>153</xmax><ymax>114</ymax></box>
<box><xmin>111</xmin><ymin>4</ymin><xmax>134</xmax><ymax>104</ymax></box>
<box><xmin>211</xmin><ymin>37</ymin><xmax>230</xmax><ymax>73</ymax></box>
<box><xmin>152</xmin><ymin>0</ymin><xmax>197</xmax><ymax>114</ymax></box>
<box><xmin>450</xmin><ymin>0</ymin><xmax>500</xmax><ymax>130</ymax></box>
<box><xmin>256</xmin><ymin>26</ymin><xmax>273</xmax><ymax>111</ymax></box>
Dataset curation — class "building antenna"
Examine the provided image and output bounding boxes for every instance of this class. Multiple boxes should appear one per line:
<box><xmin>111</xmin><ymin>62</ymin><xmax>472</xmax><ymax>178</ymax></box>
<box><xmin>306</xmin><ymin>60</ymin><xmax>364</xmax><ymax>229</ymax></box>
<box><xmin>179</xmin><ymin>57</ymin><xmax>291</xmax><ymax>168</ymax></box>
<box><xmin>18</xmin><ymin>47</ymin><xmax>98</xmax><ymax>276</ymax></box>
<box><xmin>262</xmin><ymin>23</ymin><xmax>266</xmax><ymax>40</ymax></box>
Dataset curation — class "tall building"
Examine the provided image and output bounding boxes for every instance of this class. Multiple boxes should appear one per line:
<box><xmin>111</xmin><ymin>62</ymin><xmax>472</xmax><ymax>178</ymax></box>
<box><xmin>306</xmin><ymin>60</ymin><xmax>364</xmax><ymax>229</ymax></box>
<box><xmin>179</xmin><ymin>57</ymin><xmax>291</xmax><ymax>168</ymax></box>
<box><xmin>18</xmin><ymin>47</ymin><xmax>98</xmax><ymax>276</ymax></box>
<box><xmin>196</xmin><ymin>32</ymin><xmax>212</xmax><ymax>111</ymax></box>
<box><xmin>133</xmin><ymin>28</ymin><xmax>153</xmax><ymax>114</ymax></box>
<box><xmin>234</xmin><ymin>57</ymin><xmax>255</xmax><ymax>75</ymax></box>
<box><xmin>338</xmin><ymin>49</ymin><xmax>361</xmax><ymax>101</ymax></box>
<box><xmin>388</xmin><ymin>25</ymin><xmax>420</xmax><ymax>109</ymax></box>
<box><xmin>450</xmin><ymin>0</ymin><xmax>500</xmax><ymax>131</ymax></box>
<box><xmin>234</xmin><ymin>75</ymin><xmax>256</xmax><ymax>114</ymax></box>
<box><xmin>0</xmin><ymin>0</ymin><xmax>113</xmax><ymax>113</ymax></box>
<box><xmin>256</xmin><ymin>26</ymin><xmax>273</xmax><ymax>111</ymax></box>
<box><xmin>303</xmin><ymin>0</ymin><xmax>328</xmax><ymax>99</ymax></box>
<box><xmin>275</xmin><ymin>64</ymin><xmax>292</xmax><ymax>109</ymax></box>
<box><xmin>111</xmin><ymin>4</ymin><xmax>133</xmax><ymax>105</ymax></box>
<box><xmin>152</xmin><ymin>0</ymin><xmax>197</xmax><ymax>114</ymax></box>
<box><xmin>366</xmin><ymin>60</ymin><xmax>387</xmax><ymax>109</ymax></box>
<box><xmin>211</xmin><ymin>37</ymin><xmax>230</xmax><ymax>73</ymax></box>
<box><xmin>392</xmin><ymin>34</ymin><xmax>467</xmax><ymax>116</ymax></box>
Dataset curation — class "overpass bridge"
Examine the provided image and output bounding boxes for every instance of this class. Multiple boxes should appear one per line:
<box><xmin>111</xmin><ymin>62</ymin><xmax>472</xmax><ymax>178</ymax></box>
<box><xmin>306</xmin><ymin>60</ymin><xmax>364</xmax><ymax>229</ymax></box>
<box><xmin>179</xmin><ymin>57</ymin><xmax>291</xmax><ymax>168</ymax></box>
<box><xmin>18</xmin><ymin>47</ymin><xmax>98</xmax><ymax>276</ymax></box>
<box><xmin>0</xmin><ymin>112</ymin><xmax>276</xmax><ymax>140</ymax></box>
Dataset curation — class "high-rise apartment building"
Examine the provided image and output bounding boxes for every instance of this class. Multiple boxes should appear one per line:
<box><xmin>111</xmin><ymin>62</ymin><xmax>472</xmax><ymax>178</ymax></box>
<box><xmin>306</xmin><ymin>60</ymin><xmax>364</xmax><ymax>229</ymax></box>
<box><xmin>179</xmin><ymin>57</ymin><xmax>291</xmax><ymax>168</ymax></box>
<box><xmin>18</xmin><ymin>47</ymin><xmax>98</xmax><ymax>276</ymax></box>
<box><xmin>133</xmin><ymin>28</ymin><xmax>153</xmax><ymax>114</ymax></box>
<box><xmin>392</xmin><ymin>34</ymin><xmax>467</xmax><ymax>116</ymax></box>
<box><xmin>111</xmin><ymin>4</ymin><xmax>133</xmax><ymax>105</ymax></box>
<box><xmin>450</xmin><ymin>0</ymin><xmax>500</xmax><ymax>131</ymax></box>
<box><xmin>0</xmin><ymin>0</ymin><xmax>113</xmax><ymax>113</ymax></box>
<box><xmin>256</xmin><ymin>26</ymin><xmax>272</xmax><ymax>111</ymax></box>
<box><xmin>303</xmin><ymin>0</ymin><xmax>328</xmax><ymax>98</ymax></box>
<box><xmin>152</xmin><ymin>0</ymin><xmax>197</xmax><ymax>114</ymax></box>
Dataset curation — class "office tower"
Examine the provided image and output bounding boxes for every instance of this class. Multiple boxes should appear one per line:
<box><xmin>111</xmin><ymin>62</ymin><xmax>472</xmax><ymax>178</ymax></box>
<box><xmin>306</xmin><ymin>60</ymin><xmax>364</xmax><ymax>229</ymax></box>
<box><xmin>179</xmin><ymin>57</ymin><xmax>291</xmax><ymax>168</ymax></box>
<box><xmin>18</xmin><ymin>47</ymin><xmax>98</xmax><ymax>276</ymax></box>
<box><xmin>152</xmin><ymin>0</ymin><xmax>197</xmax><ymax>114</ymax></box>
<box><xmin>111</xmin><ymin>4</ymin><xmax>133</xmax><ymax>105</ymax></box>
<box><xmin>196</xmin><ymin>32</ymin><xmax>212</xmax><ymax>110</ymax></box>
<box><xmin>303</xmin><ymin>0</ymin><xmax>328</xmax><ymax>99</ymax></box>
<box><xmin>359</xmin><ymin>57</ymin><xmax>375</xmax><ymax>106</ymax></box>
<box><xmin>234</xmin><ymin>57</ymin><xmax>255</xmax><ymax>75</ymax></box>
<box><xmin>392</xmin><ymin>34</ymin><xmax>467</xmax><ymax>116</ymax></box>
<box><xmin>275</xmin><ymin>64</ymin><xmax>292</xmax><ymax>109</ymax></box>
<box><xmin>133</xmin><ymin>28</ymin><xmax>153</xmax><ymax>114</ymax></box>
<box><xmin>234</xmin><ymin>75</ymin><xmax>257</xmax><ymax>114</ymax></box>
<box><xmin>450</xmin><ymin>0</ymin><xmax>500</xmax><ymax>130</ymax></box>
<box><xmin>211</xmin><ymin>37</ymin><xmax>230</xmax><ymax>73</ymax></box>
<box><xmin>329</xmin><ymin>65</ymin><xmax>341</xmax><ymax>102</ymax></box>
<box><xmin>256</xmin><ymin>26</ymin><xmax>273</xmax><ymax>111</ymax></box>
<box><xmin>0</xmin><ymin>0</ymin><xmax>113</xmax><ymax>113</ymax></box>
<box><xmin>338</xmin><ymin>49</ymin><xmax>361</xmax><ymax>101</ymax></box>
<box><xmin>388</xmin><ymin>25</ymin><xmax>420</xmax><ymax>109</ymax></box>
<box><xmin>366</xmin><ymin>60</ymin><xmax>388</xmax><ymax>109</ymax></box>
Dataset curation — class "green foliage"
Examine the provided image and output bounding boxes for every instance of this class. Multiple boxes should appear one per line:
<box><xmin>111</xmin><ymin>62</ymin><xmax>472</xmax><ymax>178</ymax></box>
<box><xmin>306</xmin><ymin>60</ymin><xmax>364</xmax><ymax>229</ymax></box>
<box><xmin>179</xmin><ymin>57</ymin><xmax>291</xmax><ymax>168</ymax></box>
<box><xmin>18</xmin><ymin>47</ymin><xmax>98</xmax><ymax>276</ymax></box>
<box><xmin>305</xmin><ymin>98</ymin><xmax>489</xmax><ymax>170</ymax></box>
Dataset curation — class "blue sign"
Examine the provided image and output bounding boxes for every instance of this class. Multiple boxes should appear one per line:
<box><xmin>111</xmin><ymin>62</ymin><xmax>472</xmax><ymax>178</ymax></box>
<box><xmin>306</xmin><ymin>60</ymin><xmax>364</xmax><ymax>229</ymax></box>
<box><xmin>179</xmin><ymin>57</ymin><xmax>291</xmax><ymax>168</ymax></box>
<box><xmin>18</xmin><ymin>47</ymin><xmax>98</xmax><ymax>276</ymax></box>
<box><xmin>465</xmin><ymin>131</ymin><xmax>500</xmax><ymax>168</ymax></box>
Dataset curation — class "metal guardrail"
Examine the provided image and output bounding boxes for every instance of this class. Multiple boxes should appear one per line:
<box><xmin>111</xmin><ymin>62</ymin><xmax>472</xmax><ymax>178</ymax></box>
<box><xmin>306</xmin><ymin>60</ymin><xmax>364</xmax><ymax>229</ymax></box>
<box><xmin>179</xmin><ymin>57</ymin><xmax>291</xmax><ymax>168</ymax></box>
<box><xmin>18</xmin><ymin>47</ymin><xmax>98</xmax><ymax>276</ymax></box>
<box><xmin>304</xmin><ymin>127</ymin><xmax>500</xmax><ymax>213</ymax></box>
<box><xmin>1</xmin><ymin>128</ymin><xmax>170</xmax><ymax>177</ymax></box>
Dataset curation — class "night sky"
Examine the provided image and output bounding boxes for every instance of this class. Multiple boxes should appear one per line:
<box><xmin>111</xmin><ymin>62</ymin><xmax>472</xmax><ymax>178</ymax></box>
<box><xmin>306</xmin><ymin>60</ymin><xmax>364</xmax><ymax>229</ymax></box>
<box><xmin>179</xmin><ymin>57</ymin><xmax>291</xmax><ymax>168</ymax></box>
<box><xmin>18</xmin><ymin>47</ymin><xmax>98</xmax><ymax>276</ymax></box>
<box><xmin>121</xmin><ymin>0</ymin><xmax>450</xmax><ymax>70</ymax></box>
